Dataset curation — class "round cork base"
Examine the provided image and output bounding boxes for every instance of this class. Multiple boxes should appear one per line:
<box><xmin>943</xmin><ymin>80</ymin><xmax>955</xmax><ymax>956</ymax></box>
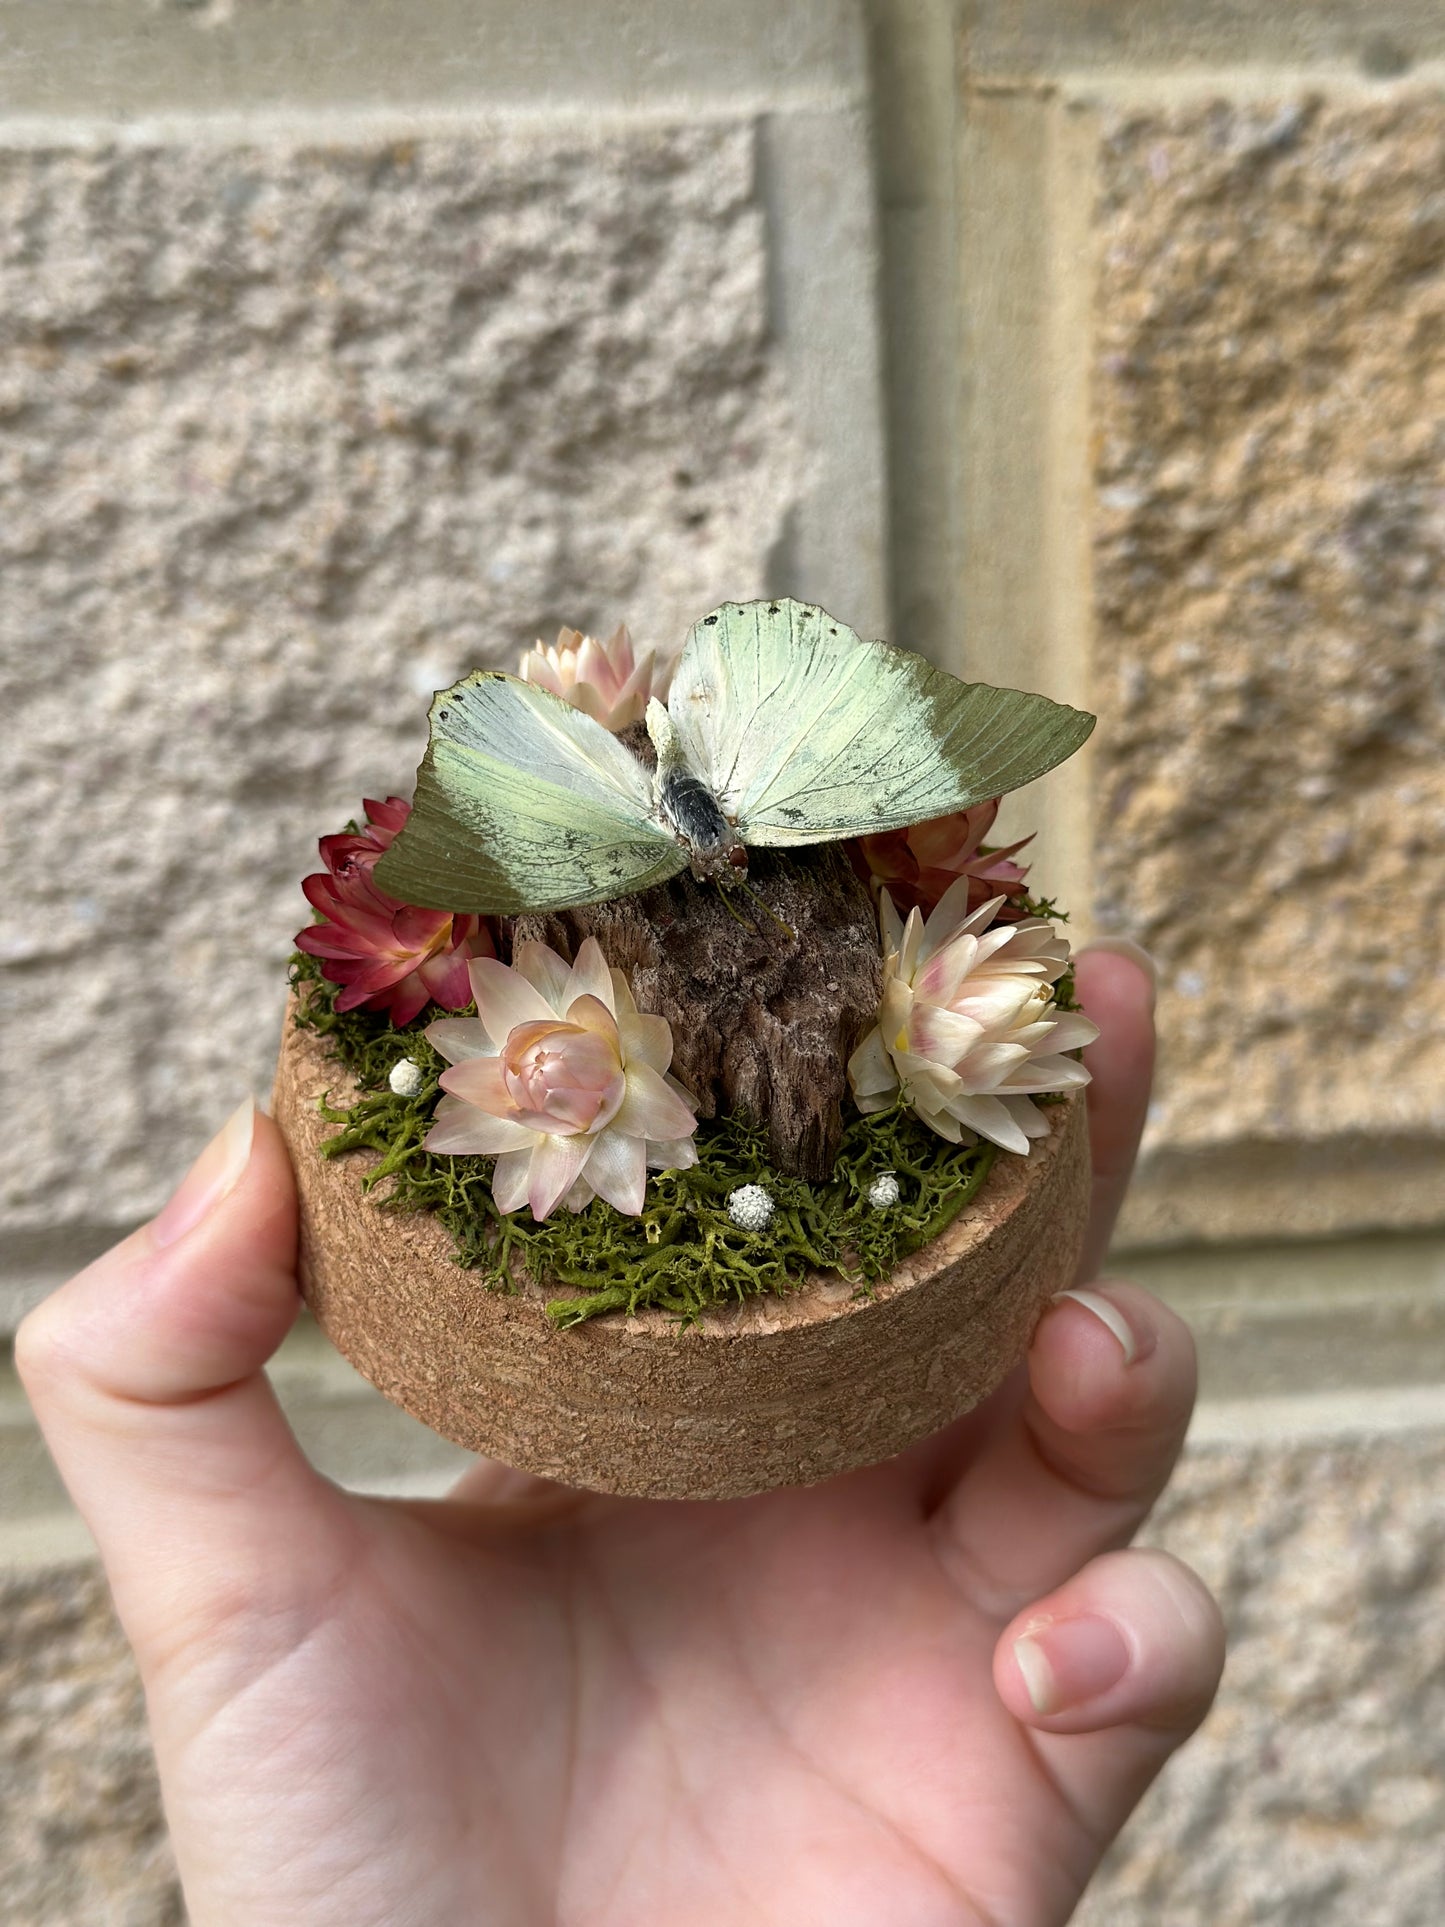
<box><xmin>273</xmin><ymin>1007</ymin><xmax>1092</xmax><ymax>1501</ymax></box>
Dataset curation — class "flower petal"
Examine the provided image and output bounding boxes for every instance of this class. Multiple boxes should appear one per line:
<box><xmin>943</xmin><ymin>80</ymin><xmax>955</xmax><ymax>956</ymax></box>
<box><xmin>908</xmin><ymin>1004</ymin><xmax>985</xmax><ymax>1067</ymax></box>
<box><xmin>613</xmin><ymin>1063</ymin><xmax>698</xmax><ymax>1143</ymax></box>
<box><xmin>582</xmin><ymin>1130</ymin><xmax>649</xmax><ymax>1215</ymax></box>
<box><xmin>387</xmin><ymin>975</ymin><xmax>432</xmax><ymax>1027</ymax></box>
<box><xmin>952</xmin><ymin>1040</ymin><xmax>1032</xmax><ymax>1089</ymax></box>
<box><xmin>566</xmin><ymin>938</ymin><xmax>617</xmax><ymax>1015</ymax></box>
<box><xmin>646</xmin><ymin>1136</ymin><xmax>699</xmax><ymax>1172</ymax></box>
<box><xmin>996</xmin><ymin>1055</ymin><xmax>1092</xmax><ymax>1095</ymax></box>
<box><xmin>617</xmin><ymin>1009</ymin><xmax>674</xmax><ymax>1074</ymax></box>
<box><xmin>439</xmin><ymin>1057</ymin><xmax>516</xmax><ymax>1112</ymax></box>
<box><xmin>1001</xmin><ymin>1095</ymin><xmax>1052</xmax><ymax>1139</ymax></box>
<box><xmin>563</xmin><ymin>992</ymin><xmax>622</xmax><ymax>1053</ymax></box>
<box><xmin>1046</xmin><ymin>1012</ymin><xmax>1102</xmax><ymax>1053</ymax></box>
<box><xmin>949</xmin><ymin>1092</ymin><xmax>1032</xmax><ymax>1155</ymax></box>
<box><xmin>468</xmin><ymin>955</ymin><xmax>554</xmax><ymax>1041</ymax></box>
<box><xmin>512</xmin><ymin>940</ymin><xmax>575</xmax><ymax>1012</ymax></box>
<box><xmin>847</xmin><ymin>1026</ymin><xmax>898</xmax><ymax>1102</ymax></box>
<box><xmin>528</xmin><ymin>1134</ymin><xmax>595</xmax><ymax>1221</ymax></box>
<box><xmin>426</xmin><ymin>1097</ymin><xmax>537</xmax><ymax>1157</ymax></box>
<box><xmin>425</xmin><ymin>1016</ymin><xmax>496</xmax><ymax>1065</ymax></box>
<box><xmin>491</xmin><ymin>1149</ymin><xmax>533</xmax><ymax>1215</ymax></box>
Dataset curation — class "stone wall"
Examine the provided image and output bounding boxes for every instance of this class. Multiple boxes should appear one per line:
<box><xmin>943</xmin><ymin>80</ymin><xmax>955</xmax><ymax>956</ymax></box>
<box><xmin>1</xmin><ymin>121</ymin><xmax>796</xmax><ymax>1257</ymax></box>
<box><xmin>3</xmin><ymin>2</ymin><xmax>1444</xmax><ymax>1922</ymax></box>
<box><xmin>1092</xmin><ymin>97</ymin><xmax>1445</xmax><ymax>1245</ymax></box>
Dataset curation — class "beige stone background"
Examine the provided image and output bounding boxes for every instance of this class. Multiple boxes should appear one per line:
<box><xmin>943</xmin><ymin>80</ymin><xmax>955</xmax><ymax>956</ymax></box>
<box><xmin>2</xmin><ymin>0</ymin><xmax>1443</xmax><ymax>1920</ymax></box>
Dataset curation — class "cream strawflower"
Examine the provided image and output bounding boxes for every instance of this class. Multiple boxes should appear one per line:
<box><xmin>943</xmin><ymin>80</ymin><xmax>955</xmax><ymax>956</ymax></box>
<box><xmin>847</xmin><ymin>880</ymin><xmax>1099</xmax><ymax>1156</ymax></box>
<box><xmin>424</xmin><ymin>938</ymin><xmax>698</xmax><ymax>1221</ymax></box>
<box><xmin>518</xmin><ymin>623</ymin><xmax>668</xmax><ymax>733</ymax></box>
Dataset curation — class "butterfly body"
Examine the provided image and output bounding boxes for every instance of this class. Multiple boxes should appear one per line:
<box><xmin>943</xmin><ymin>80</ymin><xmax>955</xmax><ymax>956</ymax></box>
<box><xmin>373</xmin><ymin>598</ymin><xmax>1095</xmax><ymax>918</ymax></box>
<box><xmin>646</xmin><ymin>697</ymin><xmax>748</xmax><ymax>882</ymax></box>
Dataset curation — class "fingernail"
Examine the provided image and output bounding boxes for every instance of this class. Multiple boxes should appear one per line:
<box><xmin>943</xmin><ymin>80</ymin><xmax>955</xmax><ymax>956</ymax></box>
<box><xmin>1049</xmin><ymin>1287</ymin><xmax>1146</xmax><ymax>1365</ymax></box>
<box><xmin>1014</xmin><ymin>1615</ymin><xmax>1131</xmax><ymax>1714</ymax></box>
<box><xmin>1083</xmin><ymin>937</ymin><xmax>1158</xmax><ymax>1010</ymax></box>
<box><xmin>152</xmin><ymin>1097</ymin><xmax>256</xmax><ymax>1248</ymax></box>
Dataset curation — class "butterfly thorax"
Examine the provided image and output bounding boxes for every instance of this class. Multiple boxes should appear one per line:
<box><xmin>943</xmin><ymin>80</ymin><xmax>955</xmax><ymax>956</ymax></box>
<box><xmin>646</xmin><ymin>698</ymin><xmax>747</xmax><ymax>883</ymax></box>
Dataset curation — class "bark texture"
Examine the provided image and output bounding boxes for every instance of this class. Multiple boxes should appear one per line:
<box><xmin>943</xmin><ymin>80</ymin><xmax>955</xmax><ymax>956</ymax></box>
<box><xmin>513</xmin><ymin>841</ymin><xmax>882</xmax><ymax>1180</ymax></box>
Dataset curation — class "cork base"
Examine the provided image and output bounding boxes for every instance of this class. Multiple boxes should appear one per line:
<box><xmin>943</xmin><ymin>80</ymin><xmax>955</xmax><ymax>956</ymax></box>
<box><xmin>273</xmin><ymin>1008</ymin><xmax>1092</xmax><ymax>1501</ymax></box>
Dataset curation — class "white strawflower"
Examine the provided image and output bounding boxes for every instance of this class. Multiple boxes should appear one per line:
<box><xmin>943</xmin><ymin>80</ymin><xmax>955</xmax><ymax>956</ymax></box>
<box><xmin>389</xmin><ymin>1057</ymin><xmax>426</xmax><ymax>1097</ymax></box>
<box><xmin>517</xmin><ymin>624</ymin><xmax>668</xmax><ymax>733</ymax></box>
<box><xmin>867</xmin><ymin>1172</ymin><xmax>901</xmax><ymax>1210</ymax></box>
<box><xmin>848</xmin><ymin>881</ymin><xmax>1099</xmax><ymax>1156</ymax></box>
<box><xmin>727</xmin><ymin>1184</ymin><xmax>775</xmax><ymax>1233</ymax></box>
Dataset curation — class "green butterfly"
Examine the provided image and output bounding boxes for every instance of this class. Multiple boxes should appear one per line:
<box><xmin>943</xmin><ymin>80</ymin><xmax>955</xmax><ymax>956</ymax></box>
<box><xmin>373</xmin><ymin>598</ymin><xmax>1094</xmax><ymax>916</ymax></box>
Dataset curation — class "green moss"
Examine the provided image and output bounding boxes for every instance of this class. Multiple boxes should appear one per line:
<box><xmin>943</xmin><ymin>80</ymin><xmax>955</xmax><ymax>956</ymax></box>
<box><xmin>287</xmin><ymin>951</ymin><xmax>996</xmax><ymax>1328</ymax></box>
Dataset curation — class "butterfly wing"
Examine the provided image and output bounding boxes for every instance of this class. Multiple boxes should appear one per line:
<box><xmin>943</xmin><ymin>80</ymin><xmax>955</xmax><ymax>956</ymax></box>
<box><xmin>373</xmin><ymin>673</ymin><xmax>686</xmax><ymax>914</ymax></box>
<box><xmin>666</xmin><ymin>598</ymin><xmax>1095</xmax><ymax>845</ymax></box>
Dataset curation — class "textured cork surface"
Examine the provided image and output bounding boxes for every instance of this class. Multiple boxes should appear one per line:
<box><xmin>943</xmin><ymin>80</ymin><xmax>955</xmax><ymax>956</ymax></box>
<box><xmin>273</xmin><ymin>1008</ymin><xmax>1091</xmax><ymax>1499</ymax></box>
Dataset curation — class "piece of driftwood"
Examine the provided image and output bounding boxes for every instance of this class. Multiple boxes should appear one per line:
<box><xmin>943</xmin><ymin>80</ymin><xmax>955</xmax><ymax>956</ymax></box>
<box><xmin>514</xmin><ymin>841</ymin><xmax>882</xmax><ymax>1181</ymax></box>
<box><xmin>274</xmin><ymin>1007</ymin><xmax>1092</xmax><ymax>1501</ymax></box>
<box><xmin>513</xmin><ymin>717</ymin><xmax>882</xmax><ymax>1181</ymax></box>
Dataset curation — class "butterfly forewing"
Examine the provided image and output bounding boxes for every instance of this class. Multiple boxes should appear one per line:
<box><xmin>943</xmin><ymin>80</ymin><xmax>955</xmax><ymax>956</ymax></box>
<box><xmin>373</xmin><ymin>674</ymin><xmax>687</xmax><ymax>915</ymax></box>
<box><xmin>669</xmin><ymin>598</ymin><xmax>1095</xmax><ymax>845</ymax></box>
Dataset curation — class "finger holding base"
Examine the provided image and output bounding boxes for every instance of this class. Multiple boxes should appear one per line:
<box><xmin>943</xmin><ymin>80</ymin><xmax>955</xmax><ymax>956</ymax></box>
<box><xmin>993</xmin><ymin>1547</ymin><xmax>1225</xmax><ymax>1849</ymax></box>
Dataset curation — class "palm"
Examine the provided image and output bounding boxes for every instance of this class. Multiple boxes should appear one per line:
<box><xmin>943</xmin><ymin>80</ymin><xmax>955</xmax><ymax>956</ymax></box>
<box><xmin>161</xmin><ymin>1380</ymin><xmax>1134</xmax><ymax>1927</ymax></box>
<box><xmin>24</xmin><ymin>950</ymin><xmax>1220</xmax><ymax>1927</ymax></box>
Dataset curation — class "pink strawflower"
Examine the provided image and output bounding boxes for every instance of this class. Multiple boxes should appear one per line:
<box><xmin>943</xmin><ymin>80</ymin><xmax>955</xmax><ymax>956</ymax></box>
<box><xmin>518</xmin><ymin>624</ymin><xmax>667</xmax><ymax>732</ymax></box>
<box><xmin>850</xmin><ymin>800</ymin><xmax>1033</xmax><ymax>921</ymax></box>
<box><xmin>425</xmin><ymin>938</ymin><xmax>699</xmax><ymax>1221</ymax></box>
<box><xmin>313</xmin><ymin>794</ymin><xmax>411</xmax><ymax>880</ymax></box>
<box><xmin>848</xmin><ymin>881</ymin><xmax>1098</xmax><ymax>1156</ymax></box>
<box><xmin>295</xmin><ymin>797</ymin><xmax>494</xmax><ymax>1027</ymax></box>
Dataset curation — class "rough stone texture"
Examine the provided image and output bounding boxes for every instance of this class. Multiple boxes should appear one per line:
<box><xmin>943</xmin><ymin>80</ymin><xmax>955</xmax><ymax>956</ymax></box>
<box><xmin>1091</xmin><ymin>100</ymin><xmax>1445</xmax><ymax>1237</ymax></box>
<box><xmin>0</xmin><ymin>125</ymin><xmax>795</xmax><ymax>1241</ymax></box>
<box><xmin>0</xmin><ymin>1565</ymin><xmax>179</xmax><ymax>1926</ymax></box>
<box><xmin>7</xmin><ymin>1427</ymin><xmax>1442</xmax><ymax>1923</ymax></box>
<box><xmin>1079</xmin><ymin>1427</ymin><xmax>1445</xmax><ymax>1927</ymax></box>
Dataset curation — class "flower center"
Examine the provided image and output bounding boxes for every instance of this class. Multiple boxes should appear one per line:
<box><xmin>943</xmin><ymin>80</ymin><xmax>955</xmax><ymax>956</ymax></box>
<box><xmin>501</xmin><ymin>1019</ymin><xmax>625</xmax><ymax>1135</ymax></box>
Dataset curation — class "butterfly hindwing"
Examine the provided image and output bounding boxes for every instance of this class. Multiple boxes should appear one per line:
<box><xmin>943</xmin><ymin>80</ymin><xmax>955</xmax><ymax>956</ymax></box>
<box><xmin>667</xmin><ymin>598</ymin><xmax>1096</xmax><ymax>845</ymax></box>
<box><xmin>372</xmin><ymin>673</ymin><xmax>687</xmax><ymax>915</ymax></box>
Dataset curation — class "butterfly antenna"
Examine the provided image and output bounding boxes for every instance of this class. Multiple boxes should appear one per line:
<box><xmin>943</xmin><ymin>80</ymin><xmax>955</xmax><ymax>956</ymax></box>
<box><xmin>716</xmin><ymin>883</ymin><xmax>758</xmax><ymax>934</ymax></box>
<box><xmin>735</xmin><ymin>878</ymin><xmax>796</xmax><ymax>942</ymax></box>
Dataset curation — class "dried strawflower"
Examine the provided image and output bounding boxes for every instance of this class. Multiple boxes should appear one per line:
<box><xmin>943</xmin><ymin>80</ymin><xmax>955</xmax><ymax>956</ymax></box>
<box><xmin>424</xmin><ymin>938</ymin><xmax>698</xmax><ymax>1221</ymax></box>
<box><xmin>848</xmin><ymin>881</ymin><xmax>1098</xmax><ymax>1155</ymax></box>
<box><xmin>295</xmin><ymin>797</ymin><xmax>494</xmax><ymax>1027</ymax></box>
<box><xmin>518</xmin><ymin>624</ymin><xmax>667</xmax><ymax>733</ymax></box>
<box><xmin>850</xmin><ymin>799</ymin><xmax>1032</xmax><ymax>921</ymax></box>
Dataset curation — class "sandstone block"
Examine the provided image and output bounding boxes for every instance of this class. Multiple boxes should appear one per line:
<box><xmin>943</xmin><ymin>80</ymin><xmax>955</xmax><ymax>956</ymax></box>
<box><xmin>0</xmin><ymin>125</ymin><xmax>796</xmax><ymax>1241</ymax></box>
<box><xmin>1078</xmin><ymin>1427</ymin><xmax>1445</xmax><ymax>1926</ymax></box>
<box><xmin>1091</xmin><ymin>100</ymin><xmax>1445</xmax><ymax>1242</ymax></box>
<box><xmin>0</xmin><ymin>1565</ymin><xmax>178</xmax><ymax>1925</ymax></box>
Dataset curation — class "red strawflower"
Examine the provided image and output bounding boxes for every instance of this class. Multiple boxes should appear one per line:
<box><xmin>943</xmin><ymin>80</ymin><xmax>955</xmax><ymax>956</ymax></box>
<box><xmin>295</xmin><ymin>797</ymin><xmax>495</xmax><ymax>1027</ymax></box>
<box><xmin>849</xmin><ymin>799</ymin><xmax>1033</xmax><ymax>921</ymax></box>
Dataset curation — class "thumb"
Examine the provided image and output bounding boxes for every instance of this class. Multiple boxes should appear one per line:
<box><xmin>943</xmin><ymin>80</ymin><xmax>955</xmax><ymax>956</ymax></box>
<box><xmin>16</xmin><ymin>1098</ymin><xmax>348</xmax><ymax>1662</ymax></box>
<box><xmin>992</xmin><ymin>1547</ymin><xmax>1225</xmax><ymax>1855</ymax></box>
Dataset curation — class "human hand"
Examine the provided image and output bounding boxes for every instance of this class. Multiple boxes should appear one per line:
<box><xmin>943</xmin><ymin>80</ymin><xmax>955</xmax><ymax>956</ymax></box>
<box><xmin>19</xmin><ymin>945</ymin><xmax>1221</xmax><ymax>1927</ymax></box>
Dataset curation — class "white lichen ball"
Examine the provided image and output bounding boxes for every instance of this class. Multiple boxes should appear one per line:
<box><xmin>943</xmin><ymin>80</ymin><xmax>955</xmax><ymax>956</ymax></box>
<box><xmin>388</xmin><ymin>1056</ymin><xmax>426</xmax><ymax>1098</ymax></box>
<box><xmin>867</xmin><ymin>1171</ymin><xmax>901</xmax><ymax>1210</ymax></box>
<box><xmin>727</xmin><ymin>1183</ymin><xmax>776</xmax><ymax>1233</ymax></box>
